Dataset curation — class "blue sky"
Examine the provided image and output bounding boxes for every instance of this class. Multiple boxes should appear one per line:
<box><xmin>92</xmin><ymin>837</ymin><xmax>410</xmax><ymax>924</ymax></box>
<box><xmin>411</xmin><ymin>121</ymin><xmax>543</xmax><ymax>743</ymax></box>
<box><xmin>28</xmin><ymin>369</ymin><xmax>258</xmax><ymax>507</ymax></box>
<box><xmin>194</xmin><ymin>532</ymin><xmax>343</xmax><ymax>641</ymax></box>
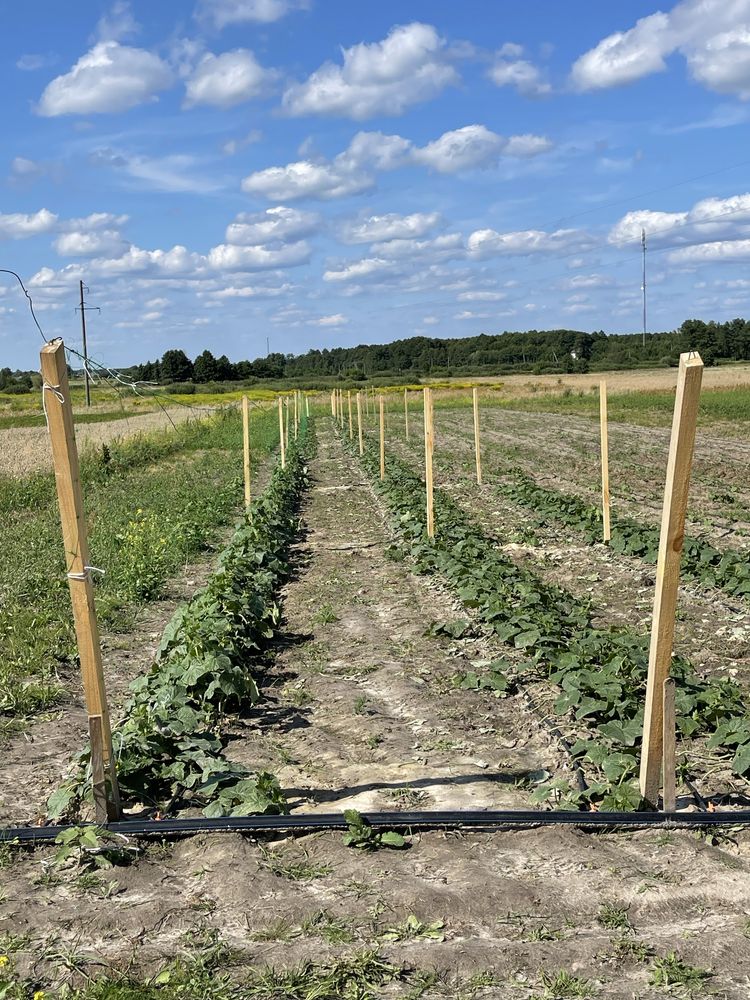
<box><xmin>2</xmin><ymin>0</ymin><xmax>750</xmax><ymax>369</ymax></box>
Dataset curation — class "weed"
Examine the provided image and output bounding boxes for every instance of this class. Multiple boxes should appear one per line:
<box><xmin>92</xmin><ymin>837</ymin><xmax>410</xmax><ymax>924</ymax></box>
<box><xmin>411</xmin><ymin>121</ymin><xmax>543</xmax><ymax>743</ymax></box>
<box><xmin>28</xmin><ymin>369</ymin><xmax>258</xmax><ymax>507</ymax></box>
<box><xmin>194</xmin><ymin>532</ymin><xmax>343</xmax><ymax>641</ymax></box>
<box><xmin>301</xmin><ymin>909</ymin><xmax>355</xmax><ymax>944</ymax></box>
<box><xmin>610</xmin><ymin>937</ymin><xmax>654</xmax><ymax>962</ymax></box>
<box><xmin>312</xmin><ymin>603</ymin><xmax>339</xmax><ymax>625</ymax></box>
<box><xmin>250</xmin><ymin>918</ymin><xmax>301</xmax><ymax>942</ymax></box>
<box><xmin>597</xmin><ymin>903</ymin><xmax>632</xmax><ymax>932</ymax></box>
<box><xmin>353</xmin><ymin>695</ymin><xmax>369</xmax><ymax>714</ymax></box>
<box><xmin>380</xmin><ymin>914</ymin><xmax>445</xmax><ymax>942</ymax></box>
<box><xmin>649</xmin><ymin>952</ymin><xmax>711</xmax><ymax>992</ymax></box>
<box><xmin>366</xmin><ymin>733</ymin><xmax>383</xmax><ymax>749</ymax></box>
<box><xmin>537</xmin><ymin>969</ymin><xmax>593</xmax><ymax>998</ymax></box>
<box><xmin>259</xmin><ymin>848</ymin><xmax>332</xmax><ymax>881</ymax></box>
<box><xmin>244</xmin><ymin>950</ymin><xmax>402</xmax><ymax>999</ymax></box>
<box><xmin>525</xmin><ymin>924</ymin><xmax>565</xmax><ymax>942</ymax></box>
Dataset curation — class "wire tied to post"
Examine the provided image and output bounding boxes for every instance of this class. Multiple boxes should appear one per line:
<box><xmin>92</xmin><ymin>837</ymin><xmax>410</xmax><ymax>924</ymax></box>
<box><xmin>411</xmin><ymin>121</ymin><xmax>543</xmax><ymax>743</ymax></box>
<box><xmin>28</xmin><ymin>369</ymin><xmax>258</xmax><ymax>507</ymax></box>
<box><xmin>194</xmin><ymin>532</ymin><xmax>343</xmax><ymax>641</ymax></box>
<box><xmin>41</xmin><ymin>381</ymin><xmax>65</xmax><ymax>427</ymax></box>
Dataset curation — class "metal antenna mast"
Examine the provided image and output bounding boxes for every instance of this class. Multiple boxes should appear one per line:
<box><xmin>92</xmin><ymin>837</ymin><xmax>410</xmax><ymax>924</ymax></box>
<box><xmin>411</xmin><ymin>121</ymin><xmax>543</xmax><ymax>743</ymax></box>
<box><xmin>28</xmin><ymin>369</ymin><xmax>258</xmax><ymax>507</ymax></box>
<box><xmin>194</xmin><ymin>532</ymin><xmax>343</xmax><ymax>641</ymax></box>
<box><xmin>641</xmin><ymin>228</ymin><xmax>647</xmax><ymax>348</ymax></box>
<box><xmin>75</xmin><ymin>280</ymin><xmax>100</xmax><ymax>408</ymax></box>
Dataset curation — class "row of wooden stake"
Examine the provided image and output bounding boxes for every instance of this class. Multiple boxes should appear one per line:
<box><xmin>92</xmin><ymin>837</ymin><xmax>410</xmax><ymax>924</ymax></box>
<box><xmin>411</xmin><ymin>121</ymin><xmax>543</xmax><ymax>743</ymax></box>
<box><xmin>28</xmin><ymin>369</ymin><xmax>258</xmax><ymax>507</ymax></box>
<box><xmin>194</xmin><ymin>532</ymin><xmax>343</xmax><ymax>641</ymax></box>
<box><xmin>40</xmin><ymin>341</ymin><xmax>702</xmax><ymax>821</ymax></box>
<box><xmin>331</xmin><ymin>354</ymin><xmax>704</xmax><ymax>808</ymax></box>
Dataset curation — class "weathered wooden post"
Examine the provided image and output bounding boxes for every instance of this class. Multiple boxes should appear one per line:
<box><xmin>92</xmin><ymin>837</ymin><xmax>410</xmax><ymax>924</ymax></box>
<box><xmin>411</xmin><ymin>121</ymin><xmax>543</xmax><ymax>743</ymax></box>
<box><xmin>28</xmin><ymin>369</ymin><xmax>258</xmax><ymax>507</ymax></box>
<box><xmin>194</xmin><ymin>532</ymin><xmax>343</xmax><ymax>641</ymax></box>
<box><xmin>347</xmin><ymin>390</ymin><xmax>353</xmax><ymax>439</ymax></box>
<box><xmin>278</xmin><ymin>395</ymin><xmax>286</xmax><ymax>469</ymax></box>
<box><xmin>40</xmin><ymin>339</ymin><xmax>120</xmax><ymax>821</ymax></box>
<box><xmin>472</xmin><ymin>387</ymin><xmax>482</xmax><ymax>485</ymax></box>
<box><xmin>379</xmin><ymin>394</ymin><xmax>385</xmax><ymax>479</ymax></box>
<box><xmin>424</xmin><ymin>386</ymin><xmax>435</xmax><ymax>538</ymax></box>
<box><xmin>639</xmin><ymin>352</ymin><xmax>704</xmax><ymax>806</ymax></box>
<box><xmin>242</xmin><ymin>394</ymin><xmax>251</xmax><ymax>508</ymax></box>
<box><xmin>600</xmin><ymin>380</ymin><xmax>611</xmax><ymax>543</ymax></box>
<box><xmin>662</xmin><ymin>678</ymin><xmax>677</xmax><ymax>812</ymax></box>
<box><xmin>404</xmin><ymin>387</ymin><xmax>410</xmax><ymax>440</ymax></box>
<box><xmin>356</xmin><ymin>391</ymin><xmax>363</xmax><ymax>455</ymax></box>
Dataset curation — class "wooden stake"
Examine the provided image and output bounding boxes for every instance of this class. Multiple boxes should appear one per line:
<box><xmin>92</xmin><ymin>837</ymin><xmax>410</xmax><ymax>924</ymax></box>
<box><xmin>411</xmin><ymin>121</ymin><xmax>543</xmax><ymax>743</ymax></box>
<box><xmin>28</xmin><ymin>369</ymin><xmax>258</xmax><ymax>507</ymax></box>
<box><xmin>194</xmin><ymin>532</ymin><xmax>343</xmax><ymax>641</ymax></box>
<box><xmin>662</xmin><ymin>678</ymin><xmax>677</xmax><ymax>812</ymax></box>
<box><xmin>331</xmin><ymin>390</ymin><xmax>336</xmax><ymax>417</ymax></box>
<box><xmin>356</xmin><ymin>391</ymin><xmax>363</xmax><ymax>455</ymax></box>
<box><xmin>293</xmin><ymin>391</ymin><xmax>299</xmax><ymax>439</ymax></box>
<box><xmin>639</xmin><ymin>352</ymin><xmax>704</xmax><ymax>805</ymax></box>
<box><xmin>424</xmin><ymin>387</ymin><xmax>435</xmax><ymax>538</ymax></box>
<box><xmin>404</xmin><ymin>387</ymin><xmax>410</xmax><ymax>440</ymax></box>
<box><xmin>88</xmin><ymin>714</ymin><xmax>109</xmax><ymax>823</ymax></box>
<box><xmin>600</xmin><ymin>380</ymin><xmax>611</xmax><ymax>542</ymax></box>
<box><xmin>278</xmin><ymin>395</ymin><xmax>286</xmax><ymax>469</ymax></box>
<box><xmin>379</xmin><ymin>393</ymin><xmax>385</xmax><ymax>479</ymax></box>
<box><xmin>242</xmin><ymin>394</ymin><xmax>251</xmax><ymax>508</ymax></box>
<box><xmin>40</xmin><ymin>339</ymin><xmax>120</xmax><ymax>819</ymax></box>
<box><xmin>347</xmin><ymin>390</ymin><xmax>353</xmax><ymax>439</ymax></box>
<box><xmin>472</xmin><ymin>387</ymin><xmax>482</xmax><ymax>485</ymax></box>
<box><xmin>305</xmin><ymin>394</ymin><xmax>310</xmax><ymax>418</ymax></box>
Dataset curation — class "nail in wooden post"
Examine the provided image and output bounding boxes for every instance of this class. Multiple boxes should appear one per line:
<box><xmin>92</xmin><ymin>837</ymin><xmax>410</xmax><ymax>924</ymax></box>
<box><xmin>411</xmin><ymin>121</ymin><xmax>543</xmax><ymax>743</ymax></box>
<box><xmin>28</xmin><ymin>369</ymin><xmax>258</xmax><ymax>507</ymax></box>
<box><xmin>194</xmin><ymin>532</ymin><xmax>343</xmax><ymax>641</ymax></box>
<box><xmin>278</xmin><ymin>395</ymin><xmax>286</xmax><ymax>469</ymax></box>
<box><xmin>404</xmin><ymin>387</ymin><xmax>410</xmax><ymax>440</ymax></box>
<box><xmin>600</xmin><ymin>380</ymin><xmax>611</xmax><ymax>543</ymax></box>
<box><xmin>348</xmin><ymin>390</ymin><xmax>353</xmax><ymax>439</ymax></box>
<box><xmin>424</xmin><ymin>387</ymin><xmax>435</xmax><ymax>538</ymax></box>
<box><xmin>472</xmin><ymin>387</ymin><xmax>482</xmax><ymax>485</ymax></box>
<box><xmin>356</xmin><ymin>391</ymin><xmax>363</xmax><ymax>455</ymax></box>
<box><xmin>639</xmin><ymin>352</ymin><xmax>703</xmax><ymax>805</ymax></box>
<box><xmin>662</xmin><ymin>678</ymin><xmax>677</xmax><ymax>812</ymax></box>
<box><xmin>379</xmin><ymin>393</ymin><xmax>385</xmax><ymax>479</ymax></box>
<box><xmin>40</xmin><ymin>339</ymin><xmax>120</xmax><ymax>819</ymax></box>
<box><xmin>88</xmin><ymin>714</ymin><xmax>109</xmax><ymax>823</ymax></box>
<box><xmin>242</xmin><ymin>394</ymin><xmax>251</xmax><ymax>508</ymax></box>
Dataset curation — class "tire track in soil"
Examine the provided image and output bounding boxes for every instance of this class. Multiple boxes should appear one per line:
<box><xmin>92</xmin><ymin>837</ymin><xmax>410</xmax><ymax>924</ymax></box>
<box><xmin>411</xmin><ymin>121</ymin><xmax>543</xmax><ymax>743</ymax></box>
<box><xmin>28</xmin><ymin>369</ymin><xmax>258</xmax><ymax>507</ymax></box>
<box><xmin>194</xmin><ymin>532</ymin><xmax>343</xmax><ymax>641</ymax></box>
<box><xmin>228</xmin><ymin>423</ymin><xmax>559</xmax><ymax>813</ymax></box>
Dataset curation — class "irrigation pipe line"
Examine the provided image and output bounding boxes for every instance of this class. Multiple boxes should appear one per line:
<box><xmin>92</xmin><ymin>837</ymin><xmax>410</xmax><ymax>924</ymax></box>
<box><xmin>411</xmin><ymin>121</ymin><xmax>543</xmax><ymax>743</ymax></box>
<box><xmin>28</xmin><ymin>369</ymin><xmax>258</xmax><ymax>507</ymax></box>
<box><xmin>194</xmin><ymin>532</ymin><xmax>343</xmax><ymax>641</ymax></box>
<box><xmin>4</xmin><ymin>809</ymin><xmax>750</xmax><ymax>845</ymax></box>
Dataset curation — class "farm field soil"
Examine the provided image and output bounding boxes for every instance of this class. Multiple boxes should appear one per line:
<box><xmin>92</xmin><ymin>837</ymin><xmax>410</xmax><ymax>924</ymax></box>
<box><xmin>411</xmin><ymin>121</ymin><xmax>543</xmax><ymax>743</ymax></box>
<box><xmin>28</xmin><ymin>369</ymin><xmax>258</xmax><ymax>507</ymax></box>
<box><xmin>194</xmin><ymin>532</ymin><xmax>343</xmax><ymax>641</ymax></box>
<box><xmin>0</xmin><ymin>406</ymin><xmax>198</xmax><ymax>477</ymax></box>
<box><xmin>383</xmin><ymin>410</ymin><xmax>750</xmax><ymax>799</ymax></box>
<box><xmin>464</xmin><ymin>361</ymin><xmax>750</xmax><ymax>396</ymax></box>
<box><xmin>4</xmin><ymin>423</ymin><xmax>750</xmax><ymax>998</ymax></box>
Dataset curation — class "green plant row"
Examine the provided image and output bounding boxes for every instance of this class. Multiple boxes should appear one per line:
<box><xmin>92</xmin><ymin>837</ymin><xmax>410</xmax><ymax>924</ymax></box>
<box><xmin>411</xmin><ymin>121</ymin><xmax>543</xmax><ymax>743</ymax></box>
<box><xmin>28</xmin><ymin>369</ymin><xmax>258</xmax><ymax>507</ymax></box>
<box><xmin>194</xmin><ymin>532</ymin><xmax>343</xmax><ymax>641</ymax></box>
<box><xmin>499</xmin><ymin>470</ymin><xmax>750</xmax><ymax>599</ymax></box>
<box><xmin>349</xmin><ymin>434</ymin><xmax>750</xmax><ymax>808</ymax></box>
<box><xmin>51</xmin><ymin>419</ymin><xmax>313</xmax><ymax>820</ymax></box>
<box><xmin>0</xmin><ymin>407</ymin><xmax>279</xmax><ymax>717</ymax></box>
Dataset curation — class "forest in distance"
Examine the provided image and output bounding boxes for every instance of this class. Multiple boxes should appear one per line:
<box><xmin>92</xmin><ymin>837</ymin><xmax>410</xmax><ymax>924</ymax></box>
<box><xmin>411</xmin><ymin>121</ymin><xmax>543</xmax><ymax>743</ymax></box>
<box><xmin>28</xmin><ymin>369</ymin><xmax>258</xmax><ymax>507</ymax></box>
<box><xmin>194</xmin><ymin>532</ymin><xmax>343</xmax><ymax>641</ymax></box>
<box><xmin>4</xmin><ymin>316</ymin><xmax>750</xmax><ymax>393</ymax></box>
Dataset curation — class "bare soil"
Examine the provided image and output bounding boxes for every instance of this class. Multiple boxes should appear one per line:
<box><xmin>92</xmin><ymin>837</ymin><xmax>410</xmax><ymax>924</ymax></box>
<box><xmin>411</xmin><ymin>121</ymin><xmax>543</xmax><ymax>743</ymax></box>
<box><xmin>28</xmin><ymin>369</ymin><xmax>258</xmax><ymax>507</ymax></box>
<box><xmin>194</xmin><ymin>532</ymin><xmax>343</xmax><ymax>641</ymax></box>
<box><xmin>3</xmin><ymin>422</ymin><xmax>750</xmax><ymax>998</ymax></box>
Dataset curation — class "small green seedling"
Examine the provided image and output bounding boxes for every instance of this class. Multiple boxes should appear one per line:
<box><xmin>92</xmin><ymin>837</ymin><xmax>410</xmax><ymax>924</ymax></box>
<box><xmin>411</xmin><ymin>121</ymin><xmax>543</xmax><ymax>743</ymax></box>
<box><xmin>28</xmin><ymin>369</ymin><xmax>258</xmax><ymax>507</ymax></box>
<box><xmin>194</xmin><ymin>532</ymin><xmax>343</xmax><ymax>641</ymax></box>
<box><xmin>342</xmin><ymin>810</ymin><xmax>407</xmax><ymax>851</ymax></box>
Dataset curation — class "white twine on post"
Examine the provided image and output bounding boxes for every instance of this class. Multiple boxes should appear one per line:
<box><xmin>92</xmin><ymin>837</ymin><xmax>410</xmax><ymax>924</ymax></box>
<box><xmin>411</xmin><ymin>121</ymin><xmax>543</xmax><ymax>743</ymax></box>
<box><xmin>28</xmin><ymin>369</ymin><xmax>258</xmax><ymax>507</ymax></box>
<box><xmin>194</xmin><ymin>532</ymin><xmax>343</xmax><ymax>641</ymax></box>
<box><xmin>67</xmin><ymin>565</ymin><xmax>106</xmax><ymax>581</ymax></box>
<box><xmin>41</xmin><ymin>381</ymin><xmax>64</xmax><ymax>427</ymax></box>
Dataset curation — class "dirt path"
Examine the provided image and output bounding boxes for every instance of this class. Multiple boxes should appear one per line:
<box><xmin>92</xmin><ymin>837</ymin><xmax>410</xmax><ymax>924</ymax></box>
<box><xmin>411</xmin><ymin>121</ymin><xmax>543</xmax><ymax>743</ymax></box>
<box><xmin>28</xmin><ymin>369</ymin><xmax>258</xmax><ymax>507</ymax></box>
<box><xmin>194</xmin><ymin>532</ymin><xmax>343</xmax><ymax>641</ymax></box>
<box><xmin>4</xmin><ymin>423</ymin><xmax>750</xmax><ymax>998</ymax></box>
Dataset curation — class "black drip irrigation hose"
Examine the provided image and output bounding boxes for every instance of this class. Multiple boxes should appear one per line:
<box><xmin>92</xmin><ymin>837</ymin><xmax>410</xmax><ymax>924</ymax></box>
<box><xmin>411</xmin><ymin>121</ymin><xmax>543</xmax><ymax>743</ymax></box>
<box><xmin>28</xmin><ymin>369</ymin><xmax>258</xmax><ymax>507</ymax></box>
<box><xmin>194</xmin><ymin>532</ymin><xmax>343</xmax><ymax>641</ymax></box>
<box><xmin>4</xmin><ymin>808</ymin><xmax>750</xmax><ymax>845</ymax></box>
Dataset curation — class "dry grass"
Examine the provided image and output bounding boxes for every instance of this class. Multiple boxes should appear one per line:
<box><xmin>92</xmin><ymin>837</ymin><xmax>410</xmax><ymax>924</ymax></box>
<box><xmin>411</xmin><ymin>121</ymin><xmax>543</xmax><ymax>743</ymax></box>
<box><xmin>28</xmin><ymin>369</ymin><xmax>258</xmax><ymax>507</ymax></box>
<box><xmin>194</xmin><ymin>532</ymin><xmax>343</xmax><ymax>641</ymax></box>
<box><xmin>2</xmin><ymin>408</ymin><xmax>197</xmax><ymax>477</ymax></box>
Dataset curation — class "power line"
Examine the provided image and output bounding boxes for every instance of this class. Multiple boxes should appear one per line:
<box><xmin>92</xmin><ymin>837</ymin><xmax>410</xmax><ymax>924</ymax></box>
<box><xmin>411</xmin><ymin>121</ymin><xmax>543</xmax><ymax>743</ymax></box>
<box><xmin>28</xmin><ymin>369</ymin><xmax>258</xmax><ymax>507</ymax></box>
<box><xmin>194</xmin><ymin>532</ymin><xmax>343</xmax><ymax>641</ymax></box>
<box><xmin>74</xmin><ymin>279</ymin><xmax>100</xmax><ymax>408</ymax></box>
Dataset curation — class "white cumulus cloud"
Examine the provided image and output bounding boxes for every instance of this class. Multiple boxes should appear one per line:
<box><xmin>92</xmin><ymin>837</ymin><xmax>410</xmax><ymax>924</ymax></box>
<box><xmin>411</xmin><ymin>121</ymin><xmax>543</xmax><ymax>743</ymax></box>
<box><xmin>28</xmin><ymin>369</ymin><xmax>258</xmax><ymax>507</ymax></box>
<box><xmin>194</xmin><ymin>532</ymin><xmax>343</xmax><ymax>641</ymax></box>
<box><xmin>184</xmin><ymin>49</ymin><xmax>276</xmax><ymax>108</ymax></box>
<box><xmin>309</xmin><ymin>313</ymin><xmax>348</xmax><ymax>326</ymax></box>
<box><xmin>54</xmin><ymin>229</ymin><xmax>130</xmax><ymax>257</ymax></box>
<box><xmin>225</xmin><ymin>206</ymin><xmax>320</xmax><ymax>245</ymax></box>
<box><xmin>341</xmin><ymin>211</ymin><xmax>441</xmax><ymax>243</ymax></box>
<box><xmin>489</xmin><ymin>44</ymin><xmax>551</xmax><ymax>96</ymax></box>
<box><xmin>241</xmin><ymin>160</ymin><xmax>372</xmax><ymax>200</ymax></box>
<box><xmin>0</xmin><ymin>208</ymin><xmax>58</xmax><ymax>239</ymax></box>
<box><xmin>468</xmin><ymin>227</ymin><xmax>588</xmax><ymax>257</ymax></box>
<box><xmin>207</xmin><ymin>242</ymin><xmax>311</xmax><ymax>270</ymax></box>
<box><xmin>282</xmin><ymin>22</ymin><xmax>458</xmax><ymax>119</ymax></box>
<box><xmin>37</xmin><ymin>41</ymin><xmax>173</xmax><ymax>115</ymax></box>
<box><xmin>571</xmin><ymin>0</ymin><xmax>750</xmax><ymax>99</ymax></box>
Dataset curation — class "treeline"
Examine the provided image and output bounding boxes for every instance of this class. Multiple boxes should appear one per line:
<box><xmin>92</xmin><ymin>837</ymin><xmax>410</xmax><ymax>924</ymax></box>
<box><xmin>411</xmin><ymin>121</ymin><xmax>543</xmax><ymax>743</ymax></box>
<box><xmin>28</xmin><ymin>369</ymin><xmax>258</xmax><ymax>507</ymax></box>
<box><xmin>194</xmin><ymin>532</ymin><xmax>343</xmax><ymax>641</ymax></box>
<box><xmin>119</xmin><ymin>317</ymin><xmax>750</xmax><ymax>386</ymax></box>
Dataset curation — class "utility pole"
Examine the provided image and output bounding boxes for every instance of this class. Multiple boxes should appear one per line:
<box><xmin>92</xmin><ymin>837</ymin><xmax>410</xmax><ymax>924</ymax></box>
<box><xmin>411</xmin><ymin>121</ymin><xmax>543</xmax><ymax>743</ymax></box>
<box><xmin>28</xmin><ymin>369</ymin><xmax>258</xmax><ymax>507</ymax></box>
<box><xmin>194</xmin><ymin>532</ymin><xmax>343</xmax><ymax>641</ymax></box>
<box><xmin>75</xmin><ymin>280</ymin><xmax>100</xmax><ymax>407</ymax></box>
<box><xmin>642</xmin><ymin>228</ymin><xmax>647</xmax><ymax>349</ymax></box>
<box><xmin>266</xmin><ymin>336</ymin><xmax>270</xmax><ymax>357</ymax></box>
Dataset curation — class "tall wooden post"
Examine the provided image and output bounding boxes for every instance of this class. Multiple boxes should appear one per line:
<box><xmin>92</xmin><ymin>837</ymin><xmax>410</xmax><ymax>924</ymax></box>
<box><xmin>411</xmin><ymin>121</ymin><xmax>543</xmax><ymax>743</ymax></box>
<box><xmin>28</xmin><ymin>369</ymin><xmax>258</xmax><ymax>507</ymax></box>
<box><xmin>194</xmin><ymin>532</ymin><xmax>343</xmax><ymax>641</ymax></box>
<box><xmin>404</xmin><ymin>388</ymin><xmax>410</xmax><ymax>440</ymax></box>
<box><xmin>639</xmin><ymin>352</ymin><xmax>704</xmax><ymax>805</ymax></box>
<box><xmin>305</xmin><ymin>394</ymin><xmax>310</xmax><ymax>418</ymax></box>
<box><xmin>278</xmin><ymin>395</ymin><xmax>286</xmax><ymax>469</ymax></box>
<box><xmin>472</xmin><ymin>387</ymin><xmax>482</xmax><ymax>485</ymax></box>
<box><xmin>331</xmin><ymin>391</ymin><xmax>336</xmax><ymax>417</ymax></box>
<box><xmin>356</xmin><ymin>391</ymin><xmax>363</xmax><ymax>455</ymax></box>
<box><xmin>662</xmin><ymin>678</ymin><xmax>676</xmax><ymax>812</ymax></box>
<box><xmin>242</xmin><ymin>394</ymin><xmax>251</xmax><ymax>508</ymax></box>
<box><xmin>379</xmin><ymin>394</ymin><xmax>385</xmax><ymax>479</ymax></box>
<box><xmin>600</xmin><ymin>380</ymin><xmax>611</xmax><ymax>543</ymax></box>
<box><xmin>293</xmin><ymin>391</ymin><xmax>299</xmax><ymax>440</ymax></box>
<box><xmin>424</xmin><ymin>387</ymin><xmax>435</xmax><ymax>538</ymax></box>
<box><xmin>40</xmin><ymin>339</ymin><xmax>120</xmax><ymax>820</ymax></box>
<box><xmin>347</xmin><ymin>390</ymin><xmax>353</xmax><ymax>439</ymax></box>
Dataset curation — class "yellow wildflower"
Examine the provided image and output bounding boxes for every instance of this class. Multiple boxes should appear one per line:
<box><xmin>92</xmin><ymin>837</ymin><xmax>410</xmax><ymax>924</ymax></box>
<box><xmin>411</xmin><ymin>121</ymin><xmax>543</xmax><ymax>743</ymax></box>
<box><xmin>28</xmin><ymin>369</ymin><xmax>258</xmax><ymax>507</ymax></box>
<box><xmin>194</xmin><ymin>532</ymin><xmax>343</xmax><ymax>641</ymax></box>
<box><xmin>0</xmin><ymin>955</ymin><xmax>8</xmax><ymax>967</ymax></box>
<box><xmin>34</xmin><ymin>992</ymin><xmax>45</xmax><ymax>1000</ymax></box>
